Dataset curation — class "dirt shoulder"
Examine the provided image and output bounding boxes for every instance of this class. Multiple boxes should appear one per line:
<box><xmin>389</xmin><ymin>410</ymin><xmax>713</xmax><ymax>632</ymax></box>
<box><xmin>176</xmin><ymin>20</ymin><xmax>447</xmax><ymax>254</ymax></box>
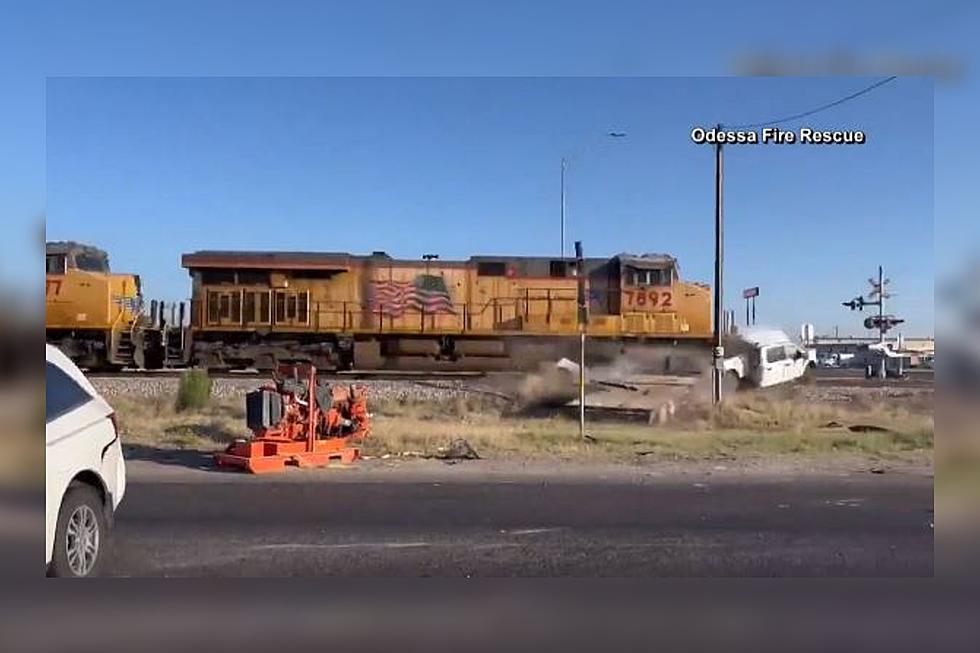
<box><xmin>100</xmin><ymin>373</ymin><xmax>933</xmax><ymax>483</ymax></box>
<box><xmin>123</xmin><ymin>449</ymin><xmax>933</xmax><ymax>485</ymax></box>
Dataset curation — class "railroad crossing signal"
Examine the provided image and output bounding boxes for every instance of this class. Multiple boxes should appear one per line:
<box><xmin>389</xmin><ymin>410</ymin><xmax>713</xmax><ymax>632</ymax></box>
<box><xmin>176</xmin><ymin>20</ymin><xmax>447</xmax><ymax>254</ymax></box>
<box><xmin>864</xmin><ymin>315</ymin><xmax>904</xmax><ymax>331</ymax></box>
<box><xmin>840</xmin><ymin>265</ymin><xmax>902</xmax><ymax>380</ymax></box>
<box><xmin>842</xmin><ymin>296</ymin><xmax>867</xmax><ymax>311</ymax></box>
<box><xmin>868</xmin><ymin>276</ymin><xmax>892</xmax><ymax>299</ymax></box>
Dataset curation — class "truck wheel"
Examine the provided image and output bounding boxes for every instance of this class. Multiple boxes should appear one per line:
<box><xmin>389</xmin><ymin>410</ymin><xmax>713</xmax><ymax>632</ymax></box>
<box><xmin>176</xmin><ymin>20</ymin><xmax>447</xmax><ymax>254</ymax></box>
<box><xmin>48</xmin><ymin>484</ymin><xmax>109</xmax><ymax>578</ymax></box>
<box><xmin>722</xmin><ymin>371</ymin><xmax>741</xmax><ymax>397</ymax></box>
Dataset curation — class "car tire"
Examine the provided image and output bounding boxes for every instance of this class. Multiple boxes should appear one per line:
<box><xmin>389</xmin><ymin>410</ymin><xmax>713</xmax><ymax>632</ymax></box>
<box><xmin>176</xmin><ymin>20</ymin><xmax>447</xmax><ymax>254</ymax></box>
<box><xmin>48</xmin><ymin>483</ymin><xmax>109</xmax><ymax>578</ymax></box>
<box><xmin>721</xmin><ymin>371</ymin><xmax>741</xmax><ymax>397</ymax></box>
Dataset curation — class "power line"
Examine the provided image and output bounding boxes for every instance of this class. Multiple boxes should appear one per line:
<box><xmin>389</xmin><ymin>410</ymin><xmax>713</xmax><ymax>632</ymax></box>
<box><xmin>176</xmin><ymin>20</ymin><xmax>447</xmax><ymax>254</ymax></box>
<box><xmin>726</xmin><ymin>76</ymin><xmax>898</xmax><ymax>129</ymax></box>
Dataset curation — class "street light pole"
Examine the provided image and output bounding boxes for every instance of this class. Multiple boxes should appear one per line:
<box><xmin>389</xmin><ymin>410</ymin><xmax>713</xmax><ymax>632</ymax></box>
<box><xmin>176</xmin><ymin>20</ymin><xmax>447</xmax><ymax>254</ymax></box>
<box><xmin>559</xmin><ymin>132</ymin><xmax>625</xmax><ymax>260</ymax></box>
<box><xmin>560</xmin><ymin>157</ymin><xmax>567</xmax><ymax>258</ymax></box>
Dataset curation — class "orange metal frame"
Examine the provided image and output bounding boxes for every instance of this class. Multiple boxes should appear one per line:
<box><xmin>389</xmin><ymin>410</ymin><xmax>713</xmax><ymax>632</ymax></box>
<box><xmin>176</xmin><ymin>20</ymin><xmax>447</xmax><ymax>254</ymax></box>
<box><xmin>214</xmin><ymin>364</ymin><xmax>367</xmax><ymax>474</ymax></box>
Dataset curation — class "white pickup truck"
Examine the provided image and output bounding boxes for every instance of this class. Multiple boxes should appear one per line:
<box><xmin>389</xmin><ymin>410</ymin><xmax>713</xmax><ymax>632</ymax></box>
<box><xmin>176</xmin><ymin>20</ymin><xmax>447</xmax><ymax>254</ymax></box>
<box><xmin>722</xmin><ymin>328</ymin><xmax>816</xmax><ymax>390</ymax></box>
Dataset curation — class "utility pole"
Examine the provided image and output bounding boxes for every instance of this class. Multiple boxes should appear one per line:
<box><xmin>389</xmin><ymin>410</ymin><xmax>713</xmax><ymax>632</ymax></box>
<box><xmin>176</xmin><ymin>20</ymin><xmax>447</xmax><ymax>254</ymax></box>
<box><xmin>575</xmin><ymin>240</ymin><xmax>587</xmax><ymax>440</ymax></box>
<box><xmin>560</xmin><ymin>158</ymin><xmax>567</xmax><ymax>258</ymax></box>
<box><xmin>712</xmin><ymin>125</ymin><xmax>725</xmax><ymax>405</ymax></box>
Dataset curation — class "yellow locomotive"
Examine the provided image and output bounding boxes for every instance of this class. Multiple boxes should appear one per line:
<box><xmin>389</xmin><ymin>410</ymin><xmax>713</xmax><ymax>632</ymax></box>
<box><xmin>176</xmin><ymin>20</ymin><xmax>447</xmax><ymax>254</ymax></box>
<box><xmin>45</xmin><ymin>242</ymin><xmax>171</xmax><ymax>369</ymax></box>
<box><xmin>182</xmin><ymin>250</ymin><xmax>712</xmax><ymax>371</ymax></box>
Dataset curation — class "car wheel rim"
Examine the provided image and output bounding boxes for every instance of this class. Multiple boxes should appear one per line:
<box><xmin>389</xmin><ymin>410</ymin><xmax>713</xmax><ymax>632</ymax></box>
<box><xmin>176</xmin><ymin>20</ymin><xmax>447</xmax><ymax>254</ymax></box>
<box><xmin>66</xmin><ymin>504</ymin><xmax>100</xmax><ymax>576</ymax></box>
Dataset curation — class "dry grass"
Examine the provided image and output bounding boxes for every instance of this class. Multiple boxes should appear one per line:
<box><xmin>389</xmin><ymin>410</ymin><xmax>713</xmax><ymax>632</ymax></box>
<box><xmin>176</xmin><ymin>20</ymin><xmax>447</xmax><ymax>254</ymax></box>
<box><xmin>113</xmin><ymin>395</ymin><xmax>246</xmax><ymax>450</ymax></box>
<box><xmin>113</xmin><ymin>387</ymin><xmax>933</xmax><ymax>466</ymax></box>
<box><xmin>361</xmin><ymin>390</ymin><xmax>933</xmax><ymax>464</ymax></box>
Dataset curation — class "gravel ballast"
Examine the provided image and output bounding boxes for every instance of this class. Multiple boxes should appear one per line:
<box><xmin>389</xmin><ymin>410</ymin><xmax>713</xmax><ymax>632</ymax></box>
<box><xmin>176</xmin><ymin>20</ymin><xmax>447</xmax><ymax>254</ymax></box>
<box><xmin>90</xmin><ymin>375</ymin><xmax>503</xmax><ymax>404</ymax></box>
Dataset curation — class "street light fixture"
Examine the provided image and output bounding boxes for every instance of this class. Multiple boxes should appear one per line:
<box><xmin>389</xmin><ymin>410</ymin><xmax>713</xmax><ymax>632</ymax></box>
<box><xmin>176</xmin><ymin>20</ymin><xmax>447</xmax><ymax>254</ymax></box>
<box><xmin>560</xmin><ymin>131</ymin><xmax>627</xmax><ymax>258</ymax></box>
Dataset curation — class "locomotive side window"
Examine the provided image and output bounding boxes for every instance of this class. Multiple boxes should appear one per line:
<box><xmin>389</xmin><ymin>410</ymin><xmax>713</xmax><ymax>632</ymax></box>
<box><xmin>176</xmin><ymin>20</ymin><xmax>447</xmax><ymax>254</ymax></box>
<box><xmin>243</xmin><ymin>292</ymin><xmax>254</xmax><ymax>323</ymax></box>
<box><xmin>244</xmin><ymin>291</ymin><xmax>272</xmax><ymax>324</ymax></box>
<box><xmin>549</xmin><ymin>261</ymin><xmax>568</xmax><ymax>278</ymax></box>
<box><xmin>207</xmin><ymin>290</ymin><xmax>243</xmax><ymax>325</ymax></box>
<box><xmin>259</xmin><ymin>292</ymin><xmax>271</xmax><ymax>323</ymax></box>
<box><xmin>230</xmin><ymin>292</ymin><xmax>241</xmax><ymax>323</ymax></box>
<box><xmin>202</xmin><ymin>270</ymin><xmax>236</xmax><ymax>285</ymax></box>
<box><xmin>46</xmin><ymin>254</ymin><xmax>67</xmax><ymax>275</ymax></box>
<box><xmin>477</xmin><ymin>262</ymin><xmax>506</xmax><ymax>277</ymax></box>
<box><xmin>207</xmin><ymin>292</ymin><xmax>220</xmax><ymax>324</ymax></box>
<box><xmin>297</xmin><ymin>293</ymin><xmax>308</xmax><ymax>323</ymax></box>
<box><xmin>237</xmin><ymin>270</ymin><xmax>270</xmax><ymax>285</ymax></box>
<box><xmin>273</xmin><ymin>290</ymin><xmax>310</xmax><ymax>326</ymax></box>
<box><xmin>275</xmin><ymin>292</ymin><xmax>286</xmax><ymax>323</ymax></box>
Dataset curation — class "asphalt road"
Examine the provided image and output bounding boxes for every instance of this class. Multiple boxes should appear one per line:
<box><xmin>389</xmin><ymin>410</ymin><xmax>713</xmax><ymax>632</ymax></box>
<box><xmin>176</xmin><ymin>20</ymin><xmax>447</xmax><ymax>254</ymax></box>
<box><xmin>107</xmin><ymin>464</ymin><xmax>933</xmax><ymax>576</ymax></box>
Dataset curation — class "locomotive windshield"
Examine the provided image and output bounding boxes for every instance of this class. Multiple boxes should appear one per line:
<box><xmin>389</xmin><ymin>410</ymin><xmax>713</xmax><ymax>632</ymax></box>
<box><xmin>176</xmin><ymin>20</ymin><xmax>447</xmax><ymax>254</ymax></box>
<box><xmin>46</xmin><ymin>254</ymin><xmax>67</xmax><ymax>275</ymax></box>
<box><xmin>74</xmin><ymin>251</ymin><xmax>109</xmax><ymax>273</ymax></box>
<box><xmin>628</xmin><ymin>267</ymin><xmax>672</xmax><ymax>287</ymax></box>
<box><xmin>626</xmin><ymin>265</ymin><xmax>675</xmax><ymax>287</ymax></box>
<box><xmin>617</xmin><ymin>254</ymin><xmax>678</xmax><ymax>288</ymax></box>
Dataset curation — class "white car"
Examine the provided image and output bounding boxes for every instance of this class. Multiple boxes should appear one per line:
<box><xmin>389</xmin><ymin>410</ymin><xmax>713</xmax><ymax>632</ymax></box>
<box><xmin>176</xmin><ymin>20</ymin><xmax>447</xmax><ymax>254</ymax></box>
<box><xmin>45</xmin><ymin>344</ymin><xmax>126</xmax><ymax>577</ymax></box>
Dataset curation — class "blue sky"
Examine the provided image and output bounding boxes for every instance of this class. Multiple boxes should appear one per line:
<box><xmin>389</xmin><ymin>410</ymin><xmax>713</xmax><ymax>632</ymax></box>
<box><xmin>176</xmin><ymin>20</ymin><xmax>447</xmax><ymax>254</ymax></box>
<box><xmin>4</xmin><ymin>0</ymin><xmax>977</xmax><ymax>338</ymax></box>
<box><xmin>45</xmin><ymin>76</ymin><xmax>932</xmax><ymax>336</ymax></box>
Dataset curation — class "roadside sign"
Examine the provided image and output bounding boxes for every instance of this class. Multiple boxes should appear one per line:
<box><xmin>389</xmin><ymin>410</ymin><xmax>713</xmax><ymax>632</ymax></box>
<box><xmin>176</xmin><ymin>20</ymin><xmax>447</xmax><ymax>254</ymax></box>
<box><xmin>742</xmin><ymin>287</ymin><xmax>759</xmax><ymax>299</ymax></box>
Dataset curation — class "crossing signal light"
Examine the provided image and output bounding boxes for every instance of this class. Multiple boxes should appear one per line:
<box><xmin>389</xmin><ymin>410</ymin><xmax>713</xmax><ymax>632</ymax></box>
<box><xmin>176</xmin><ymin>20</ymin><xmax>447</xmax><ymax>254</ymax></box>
<box><xmin>863</xmin><ymin>315</ymin><xmax>905</xmax><ymax>331</ymax></box>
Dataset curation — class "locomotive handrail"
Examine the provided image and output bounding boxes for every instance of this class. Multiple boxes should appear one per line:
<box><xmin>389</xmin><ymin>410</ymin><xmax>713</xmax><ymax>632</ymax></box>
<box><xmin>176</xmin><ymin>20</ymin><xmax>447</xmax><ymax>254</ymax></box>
<box><xmin>195</xmin><ymin>284</ymin><xmax>694</xmax><ymax>335</ymax></box>
<box><xmin>281</xmin><ymin>294</ymin><xmax>589</xmax><ymax>334</ymax></box>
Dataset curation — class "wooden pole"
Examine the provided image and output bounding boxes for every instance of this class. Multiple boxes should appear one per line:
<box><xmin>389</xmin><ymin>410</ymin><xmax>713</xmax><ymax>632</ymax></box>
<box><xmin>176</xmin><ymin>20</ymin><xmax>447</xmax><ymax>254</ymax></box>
<box><xmin>712</xmin><ymin>126</ymin><xmax>725</xmax><ymax>405</ymax></box>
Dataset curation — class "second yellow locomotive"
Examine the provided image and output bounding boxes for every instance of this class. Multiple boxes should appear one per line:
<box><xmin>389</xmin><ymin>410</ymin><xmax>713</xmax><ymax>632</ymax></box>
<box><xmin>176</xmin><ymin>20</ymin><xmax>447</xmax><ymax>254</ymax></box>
<box><xmin>46</xmin><ymin>242</ymin><xmax>150</xmax><ymax>369</ymax></box>
<box><xmin>182</xmin><ymin>250</ymin><xmax>712</xmax><ymax>371</ymax></box>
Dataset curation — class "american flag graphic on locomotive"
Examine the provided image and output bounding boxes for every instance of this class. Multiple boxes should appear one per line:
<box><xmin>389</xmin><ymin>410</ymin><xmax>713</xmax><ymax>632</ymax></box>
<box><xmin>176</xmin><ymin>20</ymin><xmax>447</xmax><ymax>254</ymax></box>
<box><xmin>369</xmin><ymin>274</ymin><xmax>456</xmax><ymax>317</ymax></box>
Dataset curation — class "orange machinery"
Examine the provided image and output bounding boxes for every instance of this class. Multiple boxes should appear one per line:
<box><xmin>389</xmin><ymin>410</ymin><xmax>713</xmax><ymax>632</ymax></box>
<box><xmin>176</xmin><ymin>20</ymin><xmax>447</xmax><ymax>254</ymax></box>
<box><xmin>215</xmin><ymin>364</ymin><xmax>369</xmax><ymax>473</ymax></box>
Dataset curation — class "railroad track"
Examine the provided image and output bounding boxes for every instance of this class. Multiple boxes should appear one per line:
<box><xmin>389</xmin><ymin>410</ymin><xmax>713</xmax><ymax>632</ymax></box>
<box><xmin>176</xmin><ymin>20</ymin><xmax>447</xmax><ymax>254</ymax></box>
<box><xmin>85</xmin><ymin>368</ymin><xmax>491</xmax><ymax>381</ymax></box>
<box><xmin>810</xmin><ymin>367</ymin><xmax>934</xmax><ymax>389</ymax></box>
<box><xmin>85</xmin><ymin>367</ymin><xmax>933</xmax><ymax>389</ymax></box>
<box><xmin>812</xmin><ymin>377</ymin><xmax>934</xmax><ymax>389</ymax></box>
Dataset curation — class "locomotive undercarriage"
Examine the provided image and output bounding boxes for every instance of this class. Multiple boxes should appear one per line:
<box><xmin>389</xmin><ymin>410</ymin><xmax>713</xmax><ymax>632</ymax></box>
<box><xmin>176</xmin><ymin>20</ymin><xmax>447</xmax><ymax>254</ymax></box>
<box><xmin>189</xmin><ymin>332</ymin><xmax>710</xmax><ymax>374</ymax></box>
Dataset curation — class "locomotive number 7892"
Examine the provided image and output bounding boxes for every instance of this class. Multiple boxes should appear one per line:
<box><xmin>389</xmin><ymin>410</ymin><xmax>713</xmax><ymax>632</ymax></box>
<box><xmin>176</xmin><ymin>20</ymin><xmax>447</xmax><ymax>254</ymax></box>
<box><xmin>623</xmin><ymin>289</ymin><xmax>672</xmax><ymax>309</ymax></box>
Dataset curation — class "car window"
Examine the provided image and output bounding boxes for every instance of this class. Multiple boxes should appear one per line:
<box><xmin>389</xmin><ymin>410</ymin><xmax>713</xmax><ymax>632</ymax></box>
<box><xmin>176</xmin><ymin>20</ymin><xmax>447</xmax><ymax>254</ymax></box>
<box><xmin>46</xmin><ymin>362</ymin><xmax>92</xmax><ymax>423</ymax></box>
<box><xmin>765</xmin><ymin>346</ymin><xmax>787</xmax><ymax>364</ymax></box>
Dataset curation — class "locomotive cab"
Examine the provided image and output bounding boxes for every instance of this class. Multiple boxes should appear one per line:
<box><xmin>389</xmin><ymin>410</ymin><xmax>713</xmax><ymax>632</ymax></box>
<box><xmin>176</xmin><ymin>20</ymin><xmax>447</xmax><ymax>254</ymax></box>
<box><xmin>616</xmin><ymin>253</ymin><xmax>679</xmax><ymax>314</ymax></box>
<box><xmin>46</xmin><ymin>243</ymin><xmax>110</xmax><ymax>275</ymax></box>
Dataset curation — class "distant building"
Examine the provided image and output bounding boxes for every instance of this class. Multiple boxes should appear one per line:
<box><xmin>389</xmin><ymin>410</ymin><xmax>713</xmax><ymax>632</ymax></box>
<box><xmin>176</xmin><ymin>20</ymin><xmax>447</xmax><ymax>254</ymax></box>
<box><xmin>807</xmin><ymin>335</ymin><xmax>934</xmax><ymax>367</ymax></box>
